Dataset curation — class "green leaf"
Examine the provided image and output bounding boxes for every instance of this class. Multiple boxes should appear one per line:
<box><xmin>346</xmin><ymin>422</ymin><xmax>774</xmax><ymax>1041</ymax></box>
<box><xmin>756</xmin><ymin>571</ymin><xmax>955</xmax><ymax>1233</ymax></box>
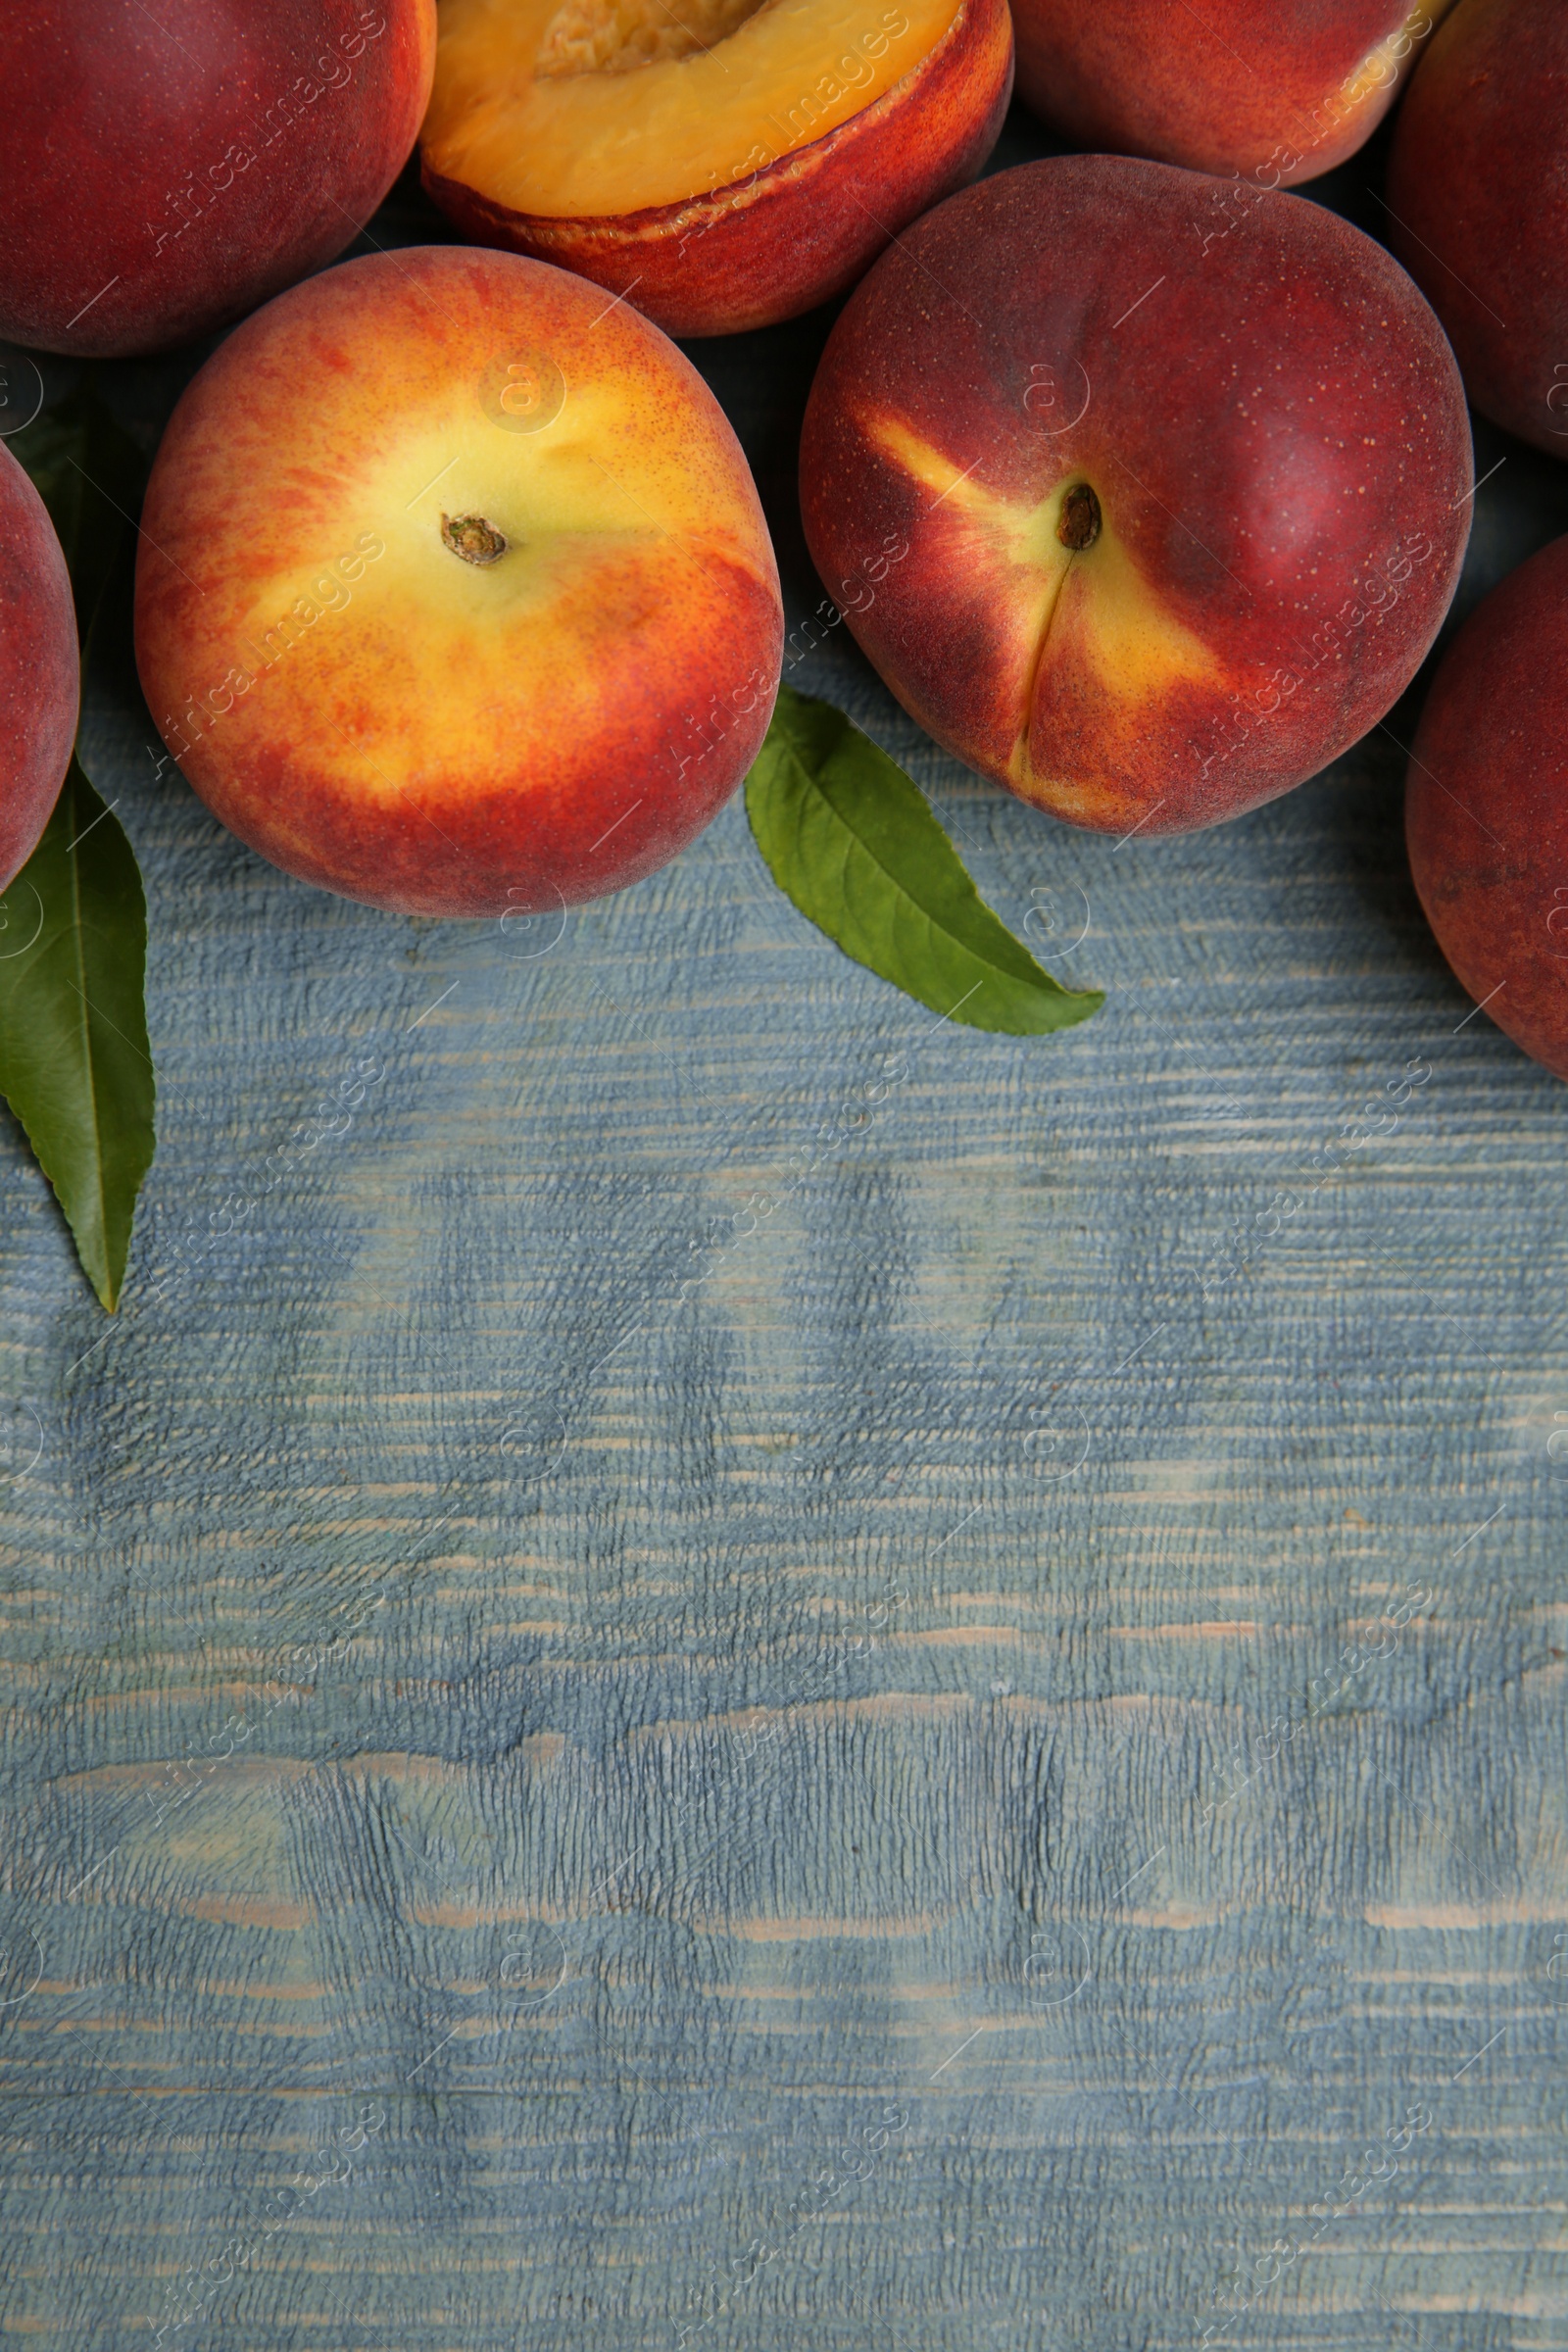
<box><xmin>2</xmin><ymin>381</ymin><xmax>156</xmax><ymax>1309</ymax></box>
<box><xmin>0</xmin><ymin>760</ymin><xmax>155</xmax><ymax>1310</ymax></box>
<box><xmin>746</xmin><ymin>683</ymin><xmax>1104</xmax><ymax>1037</ymax></box>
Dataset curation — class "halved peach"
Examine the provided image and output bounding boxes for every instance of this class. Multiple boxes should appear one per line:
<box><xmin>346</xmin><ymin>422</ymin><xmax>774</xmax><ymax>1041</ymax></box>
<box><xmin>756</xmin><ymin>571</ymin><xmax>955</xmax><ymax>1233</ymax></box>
<box><xmin>419</xmin><ymin>0</ymin><xmax>1012</xmax><ymax>336</ymax></box>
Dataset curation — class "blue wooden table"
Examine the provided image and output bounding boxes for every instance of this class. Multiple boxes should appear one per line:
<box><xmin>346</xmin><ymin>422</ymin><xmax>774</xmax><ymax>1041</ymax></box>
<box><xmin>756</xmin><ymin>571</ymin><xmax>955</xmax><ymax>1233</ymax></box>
<box><xmin>2</xmin><ymin>105</ymin><xmax>1566</xmax><ymax>2352</ymax></box>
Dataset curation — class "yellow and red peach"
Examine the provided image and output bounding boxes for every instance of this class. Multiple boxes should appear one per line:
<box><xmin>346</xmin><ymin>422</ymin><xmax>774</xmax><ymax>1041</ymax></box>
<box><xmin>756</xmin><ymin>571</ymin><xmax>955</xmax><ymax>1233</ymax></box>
<box><xmin>1010</xmin><ymin>0</ymin><xmax>1450</xmax><ymax>183</ymax></box>
<box><xmin>419</xmin><ymin>0</ymin><xmax>1011</xmax><ymax>338</ymax></box>
<box><xmin>0</xmin><ymin>440</ymin><xmax>78</xmax><ymax>890</ymax></box>
<box><xmin>0</xmin><ymin>0</ymin><xmax>435</xmax><ymax>360</ymax></box>
<box><xmin>1386</xmin><ymin>0</ymin><xmax>1568</xmax><ymax>457</ymax></box>
<box><xmin>1405</xmin><ymin>534</ymin><xmax>1568</xmax><ymax>1078</ymax></box>
<box><xmin>133</xmin><ymin>247</ymin><xmax>783</xmax><ymax>917</ymax></box>
<box><xmin>799</xmin><ymin>155</ymin><xmax>1472</xmax><ymax>839</ymax></box>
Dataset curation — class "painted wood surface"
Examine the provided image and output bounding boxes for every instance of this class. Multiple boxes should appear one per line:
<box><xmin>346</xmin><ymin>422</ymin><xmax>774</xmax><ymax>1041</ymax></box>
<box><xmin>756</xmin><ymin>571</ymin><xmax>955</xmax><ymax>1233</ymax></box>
<box><xmin>1</xmin><ymin>109</ymin><xmax>1567</xmax><ymax>2352</ymax></box>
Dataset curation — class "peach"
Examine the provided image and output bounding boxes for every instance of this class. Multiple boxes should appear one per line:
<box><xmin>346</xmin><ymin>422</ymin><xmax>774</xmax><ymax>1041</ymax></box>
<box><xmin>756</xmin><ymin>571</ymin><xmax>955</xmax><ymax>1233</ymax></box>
<box><xmin>419</xmin><ymin>0</ymin><xmax>1011</xmax><ymax>338</ymax></box>
<box><xmin>1385</xmin><ymin>0</ymin><xmax>1568</xmax><ymax>457</ymax></box>
<box><xmin>1405</xmin><ymin>534</ymin><xmax>1568</xmax><ymax>1078</ymax></box>
<box><xmin>799</xmin><ymin>155</ymin><xmax>1472</xmax><ymax>838</ymax></box>
<box><xmin>0</xmin><ymin>440</ymin><xmax>78</xmax><ymax>891</ymax></box>
<box><xmin>1011</xmin><ymin>0</ymin><xmax>1451</xmax><ymax>184</ymax></box>
<box><xmin>0</xmin><ymin>0</ymin><xmax>434</xmax><ymax>360</ymax></box>
<box><xmin>133</xmin><ymin>247</ymin><xmax>783</xmax><ymax>918</ymax></box>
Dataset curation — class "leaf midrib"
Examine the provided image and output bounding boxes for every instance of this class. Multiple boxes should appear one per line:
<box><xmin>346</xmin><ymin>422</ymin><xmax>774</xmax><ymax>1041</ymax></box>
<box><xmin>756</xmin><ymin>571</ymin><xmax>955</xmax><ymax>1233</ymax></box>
<box><xmin>784</xmin><ymin>721</ymin><xmax>1077</xmax><ymax>1003</ymax></box>
<box><xmin>63</xmin><ymin>774</ymin><xmax>110</xmax><ymax>1275</ymax></box>
<box><xmin>62</xmin><ymin>409</ymin><xmax>133</xmax><ymax>1289</ymax></box>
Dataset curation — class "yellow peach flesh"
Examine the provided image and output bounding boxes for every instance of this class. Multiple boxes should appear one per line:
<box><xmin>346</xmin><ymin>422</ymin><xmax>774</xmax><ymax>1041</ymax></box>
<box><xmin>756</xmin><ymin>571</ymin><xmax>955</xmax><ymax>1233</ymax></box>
<box><xmin>422</xmin><ymin>0</ymin><xmax>961</xmax><ymax>218</ymax></box>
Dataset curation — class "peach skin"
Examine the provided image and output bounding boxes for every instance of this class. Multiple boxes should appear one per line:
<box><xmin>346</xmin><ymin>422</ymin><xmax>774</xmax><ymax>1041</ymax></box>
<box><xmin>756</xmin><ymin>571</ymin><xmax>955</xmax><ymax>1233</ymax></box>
<box><xmin>133</xmin><ymin>248</ymin><xmax>783</xmax><ymax>917</ymax></box>
<box><xmin>0</xmin><ymin>0</ymin><xmax>435</xmax><ymax>360</ymax></box>
<box><xmin>799</xmin><ymin>156</ymin><xmax>1472</xmax><ymax>838</ymax></box>
<box><xmin>1386</xmin><ymin>0</ymin><xmax>1568</xmax><ymax>458</ymax></box>
<box><xmin>1011</xmin><ymin>0</ymin><xmax>1453</xmax><ymax>184</ymax></box>
<box><xmin>419</xmin><ymin>0</ymin><xmax>1012</xmax><ymax>337</ymax></box>
<box><xmin>1406</xmin><ymin>534</ymin><xmax>1568</xmax><ymax>1078</ymax></box>
<box><xmin>0</xmin><ymin>440</ymin><xmax>79</xmax><ymax>891</ymax></box>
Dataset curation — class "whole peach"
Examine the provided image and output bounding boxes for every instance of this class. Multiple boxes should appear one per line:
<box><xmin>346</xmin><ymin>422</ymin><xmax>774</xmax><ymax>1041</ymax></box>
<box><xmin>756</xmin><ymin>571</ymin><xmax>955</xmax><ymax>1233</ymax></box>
<box><xmin>1386</xmin><ymin>0</ymin><xmax>1568</xmax><ymax>457</ymax></box>
<box><xmin>0</xmin><ymin>440</ymin><xmax>78</xmax><ymax>890</ymax></box>
<box><xmin>1406</xmin><ymin>535</ymin><xmax>1568</xmax><ymax>1077</ymax></box>
<box><xmin>133</xmin><ymin>248</ymin><xmax>783</xmax><ymax>918</ymax></box>
<box><xmin>1011</xmin><ymin>0</ymin><xmax>1451</xmax><ymax>183</ymax></box>
<box><xmin>0</xmin><ymin>0</ymin><xmax>434</xmax><ymax>359</ymax></box>
<box><xmin>799</xmin><ymin>156</ymin><xmax>1471</xmax><ymax>838</ymax></box>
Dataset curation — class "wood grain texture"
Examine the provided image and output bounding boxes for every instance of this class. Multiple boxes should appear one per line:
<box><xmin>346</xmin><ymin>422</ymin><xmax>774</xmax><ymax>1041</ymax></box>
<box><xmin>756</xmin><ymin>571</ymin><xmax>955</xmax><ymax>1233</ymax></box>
<box><xmin>1</xmin><ymin>114</ymin><xmax>1567</xmax><ymax>2352</ymax></box>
